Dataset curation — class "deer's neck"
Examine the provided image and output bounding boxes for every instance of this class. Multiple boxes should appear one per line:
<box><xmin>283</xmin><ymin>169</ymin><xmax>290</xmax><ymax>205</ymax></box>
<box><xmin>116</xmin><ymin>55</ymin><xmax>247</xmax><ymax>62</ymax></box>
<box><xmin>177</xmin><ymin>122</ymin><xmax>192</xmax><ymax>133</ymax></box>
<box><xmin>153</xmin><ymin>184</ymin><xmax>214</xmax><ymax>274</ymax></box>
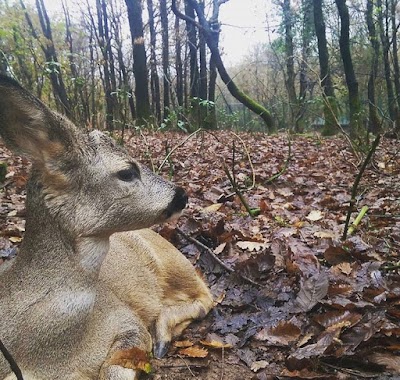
<box><xmin>19</xmin><ymin>179</ymin><xmax>110</xmax><ymax>280</ymax></box>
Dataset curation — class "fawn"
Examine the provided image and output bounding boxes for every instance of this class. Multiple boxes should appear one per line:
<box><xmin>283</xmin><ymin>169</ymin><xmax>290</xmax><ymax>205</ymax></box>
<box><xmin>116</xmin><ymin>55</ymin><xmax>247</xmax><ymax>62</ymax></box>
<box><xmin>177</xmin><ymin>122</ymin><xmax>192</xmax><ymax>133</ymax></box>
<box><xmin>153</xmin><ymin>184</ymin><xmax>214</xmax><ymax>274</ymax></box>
<box><xmin>0</xmin><ymin>75</ymin><xmax>212</xmax><ymax>379</ymax></box>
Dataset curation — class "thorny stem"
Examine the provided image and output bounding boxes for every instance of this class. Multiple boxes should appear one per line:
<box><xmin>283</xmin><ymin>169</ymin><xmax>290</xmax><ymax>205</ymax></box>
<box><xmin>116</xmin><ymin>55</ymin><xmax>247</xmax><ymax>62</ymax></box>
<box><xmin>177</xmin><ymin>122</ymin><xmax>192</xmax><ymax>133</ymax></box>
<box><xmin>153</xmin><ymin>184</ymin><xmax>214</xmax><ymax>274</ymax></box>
<box><xmin>342</xmin><ymin>134</ymin><xmax>381</xmax><ymax>241</ymax></box>
<box><xmin>0</xmin><ymin>339</ymin><xmax>24</xmax><ymax>380</ymax></box>
<box><xmin>176</xmin><ymin>227</ymin><xmax>262</xmax><ymax>287</ymax></box>
<box><xmin>265</xmin><ymin>135</ymin><xmax>292</xmax><ymax>183</ymax></box>
<box><xmin>157</xmin><ymin>128</ymin><xmax>203</xmax><ymax>174</ymax></box>
<box><xmin>223</xmin><ymin>162</ymin><xmax>255</xmax><ymax>217</ymax></box>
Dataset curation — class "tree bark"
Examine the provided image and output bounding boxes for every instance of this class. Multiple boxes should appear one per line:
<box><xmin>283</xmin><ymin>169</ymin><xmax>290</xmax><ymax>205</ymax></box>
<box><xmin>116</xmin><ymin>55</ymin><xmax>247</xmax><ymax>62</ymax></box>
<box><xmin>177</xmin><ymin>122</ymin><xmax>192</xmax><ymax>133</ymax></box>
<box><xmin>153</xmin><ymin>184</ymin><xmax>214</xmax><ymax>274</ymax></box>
<box><xmin>335</xmin><ymin>0</ymin><xmax>362</xmax><ymax>138</ymax></box>
<box><xmin>313</xmin><ymin>0</ymin><xmax>338</xmax><ymax>135</ymax></box>
<box><xmin>366</xmin><ymin>0</ymin><xmax>381</xmax><ymax>133</ymax></box>
<box><xmin>175</xmin><ymin>9</ymin><xmax>184</xmax><ymax>108</ymax></box>
<box><xmin>377</xmin><ymin>0</ymin><xmax>399</xmax><ymax>129</ymax></box>
<box><xmin>172</xmin><ymin>0</ymin><xmax>274</xmax><ymax>132</ymax></box>
<box><xmin>21</xmin><ymin>0</ymin><xmax>71</xmax><ymax>118</ymax></box>
<box><xmin>391</xmin><ymin>0</ymin><xmax>400</xmax><ymax>134</ymax></box>
<box><xmin>282</xmin><ymin>0</ymin><xmax>298</xmax><ymax>131</ymax></box>
<box><xmin>125</xmin><ymin>0</ymin><xmax>151</xmax><ymax>123</ymax></box>
<box><xmin>160</xmin><ymin>0</ymin><xmax>170</xmax><ymax>119</ymax></box>
<box><xmin>146</xmin><ymin>0</ymin><xmax>161</xmax><ymax>123</ymax></box>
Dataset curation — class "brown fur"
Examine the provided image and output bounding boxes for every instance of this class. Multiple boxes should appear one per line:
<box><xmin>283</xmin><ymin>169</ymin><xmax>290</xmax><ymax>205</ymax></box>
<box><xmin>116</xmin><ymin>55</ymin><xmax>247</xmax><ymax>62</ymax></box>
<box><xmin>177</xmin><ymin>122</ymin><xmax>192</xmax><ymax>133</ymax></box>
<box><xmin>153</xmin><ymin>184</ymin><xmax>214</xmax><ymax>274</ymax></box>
<box><xmin>0</xmin><ymin>75</ymin><xmax>212</xmax><ymax>380</ymax></box>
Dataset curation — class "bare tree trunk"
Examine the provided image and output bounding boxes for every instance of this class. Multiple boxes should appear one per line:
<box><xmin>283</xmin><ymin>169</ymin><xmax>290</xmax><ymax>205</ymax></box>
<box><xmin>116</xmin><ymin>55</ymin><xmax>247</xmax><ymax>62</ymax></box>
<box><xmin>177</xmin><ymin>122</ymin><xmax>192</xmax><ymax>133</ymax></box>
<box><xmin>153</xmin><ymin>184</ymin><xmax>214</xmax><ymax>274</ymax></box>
<box><xmin>62</xmin><ymin>0</ymin><xmax>89</xmax><ymax>125</ymax></box>
<box><xmin>378</xmin><ymin>0</ymin><xmax>399</xmax><ymax>129</ymax></box>
<box><xmin>208</xmin><ymin>0</ymin><xmax>227</xmax><ymax>130</ymax></box>
<box><xmin>146</xmin><ymin>0</ymin><xmax>161</xmax><ymax>123</ymax></box>
<box><xmin>125</xmin><ymin>0</ymin><xmax>151</xmax><ymax>123</ymax></box>
<box><xmin>20</xmin><ymin>0</ymin><xmax>71</xmax><ymax>118</ymax></box>
<box><xmin>282</xmin><ymin>0</ymin><xmax>298</xmax><ymax>131</ymax></box>
<box><xmin>110</xmin><ymin>0</ymin><xmax>136</xmax><ymax>123</ymax></box>
<box><xmin>160</xmin><ymin>0</ymin><xmax>170</xmax><ymax>119</ymax></box>
<box><xmin>313</xmin><ymin>0</ymin><xmax>338</xmax><ymax>135</ymax></box>
<box><xmin>391</xmin><ymin>0</ymin><xmax>400</xmax><ymax>133</ymax></box>
<box><xmin>335</xmin><ymin>0</ymin><xmax>363</xmax><ymax>139</ymax></box>
<box><xmin>172</xmin><ymin>0</ymin><xmax>274</xmax><ymax>131</ymax></box>
<box><xmin>297</xmin><ymin>0</ymin><xmax>312</xmax><ymax>133</ymax></box>
<box><xmin>175</xmin><ymin>10</ymin><xmax>184</xmax><ymax>108</ymax></box>
<box><xmin>366</xmin><ymin>0</ymin><xmax>381</xmax><ymax>133</ymax></box>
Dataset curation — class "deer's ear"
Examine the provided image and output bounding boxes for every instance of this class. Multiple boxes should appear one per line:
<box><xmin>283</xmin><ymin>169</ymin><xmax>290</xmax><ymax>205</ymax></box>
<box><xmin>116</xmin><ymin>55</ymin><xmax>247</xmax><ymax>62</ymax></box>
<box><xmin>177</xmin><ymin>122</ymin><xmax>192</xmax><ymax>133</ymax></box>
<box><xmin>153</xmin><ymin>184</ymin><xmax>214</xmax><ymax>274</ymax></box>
<box><xmin>0</xmin><ymin>75</ymin><xmax>79</xmax><ymax>163</ymax></box>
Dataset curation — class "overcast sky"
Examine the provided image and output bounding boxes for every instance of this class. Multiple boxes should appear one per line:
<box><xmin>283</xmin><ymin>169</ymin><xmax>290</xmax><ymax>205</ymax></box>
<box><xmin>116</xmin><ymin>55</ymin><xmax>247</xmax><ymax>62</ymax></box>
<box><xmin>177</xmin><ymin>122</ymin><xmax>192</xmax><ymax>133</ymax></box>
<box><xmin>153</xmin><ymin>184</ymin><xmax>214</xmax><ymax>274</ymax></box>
<box><xmin>36</xmin><ymin>0</ymin><xmax>272</xmax><ymax>66</ymax></box>
<box><xmin>218</xmin><ymin>0</ymin><xmax>270</xmax><ymax>65</ymax></box>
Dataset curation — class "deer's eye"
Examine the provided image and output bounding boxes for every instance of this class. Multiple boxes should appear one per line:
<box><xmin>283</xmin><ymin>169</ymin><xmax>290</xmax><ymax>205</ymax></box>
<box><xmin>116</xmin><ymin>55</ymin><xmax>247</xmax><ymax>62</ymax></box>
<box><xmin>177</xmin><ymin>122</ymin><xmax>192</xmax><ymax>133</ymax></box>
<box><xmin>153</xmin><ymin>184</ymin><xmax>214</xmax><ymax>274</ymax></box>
<box><xmin>117</xmin><ymin>164</ymin><xmax>140</xmax><ymax>182</ymax></box>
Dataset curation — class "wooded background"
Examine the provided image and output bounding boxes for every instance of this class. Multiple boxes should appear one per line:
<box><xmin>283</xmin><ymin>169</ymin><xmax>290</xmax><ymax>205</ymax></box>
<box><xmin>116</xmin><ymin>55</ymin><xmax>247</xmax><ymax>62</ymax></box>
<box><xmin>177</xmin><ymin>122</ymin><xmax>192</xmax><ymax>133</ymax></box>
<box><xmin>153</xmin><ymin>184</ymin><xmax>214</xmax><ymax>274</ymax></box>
<box><xmin>0</xmin><ymin>0</ymin><xmax>399</xmax><ymax>139</ymax></box>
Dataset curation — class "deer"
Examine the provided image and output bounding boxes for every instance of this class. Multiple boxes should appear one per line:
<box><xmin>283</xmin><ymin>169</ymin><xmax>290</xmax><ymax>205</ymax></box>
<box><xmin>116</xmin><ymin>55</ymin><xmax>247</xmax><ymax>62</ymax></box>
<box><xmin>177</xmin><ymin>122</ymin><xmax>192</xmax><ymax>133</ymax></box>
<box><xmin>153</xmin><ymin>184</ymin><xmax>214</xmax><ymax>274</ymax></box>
<box><xmin>0</xmin><ymin>75</ymin><xmax>213</xmax><ymax>380</ymax></box>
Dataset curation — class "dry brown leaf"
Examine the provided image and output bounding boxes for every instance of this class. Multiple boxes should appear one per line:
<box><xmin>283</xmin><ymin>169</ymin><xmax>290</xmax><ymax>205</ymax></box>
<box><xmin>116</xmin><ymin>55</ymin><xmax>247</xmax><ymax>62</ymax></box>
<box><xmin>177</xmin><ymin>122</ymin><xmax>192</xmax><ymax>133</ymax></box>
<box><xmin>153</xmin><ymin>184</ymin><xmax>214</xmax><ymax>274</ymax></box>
<box><xmin>200</xmin><ymin>340</ymin><xmax>232</xmax><ymax>349</ymax></box>
<box><xmin>178</xmin><ymin>346</ymin><xmax>208</xmax><ymax>358</ymax></box>
<box><xmin>202</xmin><ymin>203</ymin><xmax>223</xmax><ymax>213</ymax></box>
<box><xmin>173</xmin><ymin>340</ymin><xmax>194</xmax><ymax>348</ymax></box>
<box><xmin>295</xmin><ymin>272</ymin><xmax>329</xmax><ymax>312</ymax></box>
<box><xmin>255</xmin><ymin>321</ymin><xmax>301</xmax><ymax>345</ymax></box>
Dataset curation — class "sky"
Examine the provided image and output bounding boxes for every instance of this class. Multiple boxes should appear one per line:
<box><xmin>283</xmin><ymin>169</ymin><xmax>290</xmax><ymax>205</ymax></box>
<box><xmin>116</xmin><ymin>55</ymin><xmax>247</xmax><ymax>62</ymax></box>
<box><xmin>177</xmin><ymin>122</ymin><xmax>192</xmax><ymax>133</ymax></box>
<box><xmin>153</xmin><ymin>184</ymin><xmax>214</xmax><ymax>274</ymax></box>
<box><xmin>218</xmin><ymin>0</ymin><xmax>271</xmax><ymax>65</ymax></box>
<box><xmin>35</xmin><ymin>0</ymin><xmax>271</xmax><ymax>66</ymax></box>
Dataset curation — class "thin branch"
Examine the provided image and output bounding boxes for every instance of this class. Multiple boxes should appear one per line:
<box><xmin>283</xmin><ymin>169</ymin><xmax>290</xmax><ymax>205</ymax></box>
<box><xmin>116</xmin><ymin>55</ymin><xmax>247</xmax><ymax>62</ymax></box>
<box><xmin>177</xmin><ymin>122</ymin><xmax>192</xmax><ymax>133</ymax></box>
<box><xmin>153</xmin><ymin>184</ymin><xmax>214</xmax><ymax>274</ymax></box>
<box><xmin>342</xmin><ymin>134</ymin><xmax>381</xmax><ymax>241</ymax></box>
<box><xmin>157</xmin><ymin>128</ymin><xmax>203</xmax><ymax>174</ymax></box>
<box><xmin>265</xmin><ymin>135</ymin><xmax>292</xmax><ymax>183</ymax></box>
<box><xmin>0</xmin><ymin>339</ymin><xmax>24</xmax><ymax>380</ymax></box>
<box><xmin>176</xmin><ymin>227</ymin><xmax>262</xmax><ymax>287</ymax></box>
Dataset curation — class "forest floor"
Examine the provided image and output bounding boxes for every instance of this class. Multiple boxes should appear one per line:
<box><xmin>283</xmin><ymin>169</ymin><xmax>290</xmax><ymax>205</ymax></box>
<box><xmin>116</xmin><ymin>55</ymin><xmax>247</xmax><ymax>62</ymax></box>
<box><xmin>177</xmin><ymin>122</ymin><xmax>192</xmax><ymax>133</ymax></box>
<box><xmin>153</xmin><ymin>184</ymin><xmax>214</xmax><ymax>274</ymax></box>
<box><xmin>1</xmin><ymin>131</ymin><xmax>400</xmax><ymax>380</ymax></box>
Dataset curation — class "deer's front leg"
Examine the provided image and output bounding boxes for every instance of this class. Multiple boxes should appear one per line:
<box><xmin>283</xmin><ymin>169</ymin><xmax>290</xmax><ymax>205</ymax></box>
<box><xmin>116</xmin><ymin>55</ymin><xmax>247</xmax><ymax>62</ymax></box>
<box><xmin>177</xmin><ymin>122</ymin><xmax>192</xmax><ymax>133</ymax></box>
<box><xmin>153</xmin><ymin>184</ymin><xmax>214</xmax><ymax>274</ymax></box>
<box><xmin>99</xmin><ymin>332</ymin><xmax>152</xmax><ymax>380</ymax></box>
<box><xmin>99</xmin><ymin>365</ymin><xmax>138</xmax><ymax>380</ymax></box>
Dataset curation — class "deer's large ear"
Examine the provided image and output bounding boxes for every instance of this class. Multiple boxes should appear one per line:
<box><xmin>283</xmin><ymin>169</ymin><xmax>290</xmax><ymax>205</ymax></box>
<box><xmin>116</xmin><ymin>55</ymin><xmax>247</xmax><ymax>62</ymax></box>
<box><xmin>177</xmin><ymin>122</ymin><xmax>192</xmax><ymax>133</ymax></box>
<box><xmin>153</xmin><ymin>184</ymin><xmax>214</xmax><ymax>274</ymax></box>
<box><xmin>0</xmin><ymin>75</ymin><xmax>79</xmax><ymax>163</ymax></box>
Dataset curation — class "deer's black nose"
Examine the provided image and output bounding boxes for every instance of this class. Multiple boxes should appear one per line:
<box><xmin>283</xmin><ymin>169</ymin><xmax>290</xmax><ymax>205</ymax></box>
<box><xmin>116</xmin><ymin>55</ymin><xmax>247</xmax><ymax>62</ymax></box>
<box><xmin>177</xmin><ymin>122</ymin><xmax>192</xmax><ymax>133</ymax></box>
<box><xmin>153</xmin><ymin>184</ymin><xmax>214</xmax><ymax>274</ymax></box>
<box><xmin>167</xmin><ymin>187</ymin><xmax>187</xmax><ymax>217</ymax></box>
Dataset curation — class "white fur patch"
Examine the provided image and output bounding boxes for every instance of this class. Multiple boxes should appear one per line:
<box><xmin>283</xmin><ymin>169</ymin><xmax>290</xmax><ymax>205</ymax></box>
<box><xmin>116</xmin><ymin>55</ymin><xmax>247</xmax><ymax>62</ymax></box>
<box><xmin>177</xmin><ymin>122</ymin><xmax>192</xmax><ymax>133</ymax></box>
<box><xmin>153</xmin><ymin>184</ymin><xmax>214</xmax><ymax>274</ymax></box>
<box><xmin>77</xmin><ymin>237</ymin><xmax>110</xmax><ymax>273</ymax></box>
<box><xmin>52</xmin><ymin>290</ymin><xmax>96</xmax><ymax>316</ymax></box>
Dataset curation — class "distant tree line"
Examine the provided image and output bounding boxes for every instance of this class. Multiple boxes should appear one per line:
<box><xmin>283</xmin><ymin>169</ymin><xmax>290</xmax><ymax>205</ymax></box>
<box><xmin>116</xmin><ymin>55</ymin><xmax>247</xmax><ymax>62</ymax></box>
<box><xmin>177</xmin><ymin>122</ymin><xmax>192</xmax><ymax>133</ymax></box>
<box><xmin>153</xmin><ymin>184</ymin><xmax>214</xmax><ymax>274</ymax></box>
<box><xmin>0</xmin><ymin>0</ymin><xmax>399</xmax><ymax>140</ymax></box>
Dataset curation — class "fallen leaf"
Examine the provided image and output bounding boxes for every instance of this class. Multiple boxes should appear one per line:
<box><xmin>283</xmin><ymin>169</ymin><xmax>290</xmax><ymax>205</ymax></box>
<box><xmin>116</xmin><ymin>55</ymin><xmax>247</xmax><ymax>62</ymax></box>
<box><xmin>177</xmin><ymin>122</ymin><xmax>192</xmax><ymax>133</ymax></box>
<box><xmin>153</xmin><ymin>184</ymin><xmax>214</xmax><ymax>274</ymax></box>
<box><xmin>251</xmin><ymin>360</ymin><xmax>269</xmax><ymax>372</ymax></box>
<box><xmin>200</xmin><ymin>340</ymin><xmax>232</xmax><ymax>349</ymax></box>
<box><xmin>173</xmin><ymin>340</ymin><xmax>194</xmax><ymax>348</ymax></box>
<box><xmin>295</xmin><ymin>272</ymin><xmax>329</xmax><ymax>312</ymax></box>
<box><xmin>255</xmin><ymin>320</ymin><xmax>301</xmax><ymax>345</ymax></box>
<box><xmin>178</xmin><ymin>346</ymin><xmax>208</xmax><ymax>358</ymax></box>
<box><xmin>237</xmin><ymin>241</ymin><xmax>266</xmax><ymax>251</ymax></box>
<box><xmin>306</xmin><ymin>210</ymin><xmax>323</xmax><ymax>221</ymax></box>
<box><xmin>202</xmin><ymin>203</ymin><xmax>223</xmax><ymax>213</ymax></box>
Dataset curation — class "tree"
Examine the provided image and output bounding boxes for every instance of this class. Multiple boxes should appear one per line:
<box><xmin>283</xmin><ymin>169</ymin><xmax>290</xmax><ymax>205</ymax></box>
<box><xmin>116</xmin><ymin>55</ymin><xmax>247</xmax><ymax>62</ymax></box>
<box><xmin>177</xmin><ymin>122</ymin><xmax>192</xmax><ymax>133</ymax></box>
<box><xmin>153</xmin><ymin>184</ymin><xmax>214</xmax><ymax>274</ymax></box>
<box><xmin>172</xmin><ymin>0</ymin><xmax>274</xmax><ymax>132</ymax></box>
<box><xmin>20</xmin><ymin>0</ymin><xmax>71</xmax><ymax>118</ymax></box>
<box><xmin>313</xmin><ymin>0</ymin><xmax>338</xmax><ymax>135</ymax></box>
<box><xmin>160</xmin><ymin>0</ymin><xmax>170</xmax><ymax>119</ymax></box>
<box><xmin>125</xmin><ymin>0</ymin><xmax>151</xmax><ymax>123</ymax></box>
<box><xmin>366</xmin><ymin>0</ymin><xmax>381</xmax><ymax>133</ymax></box>
<box><xmin>377</xmin><ymin>0</ymin><xmax>399</xmax><ymax>130</ymax></box>
<box><xmin>146</xmin><ymin>0</ymin><xmax>161</xmax><ymax>123</ymax></box>
<box><xmin>282</xmin><ymin>0</ymin><xmax>298</xmax><ymax>131</ymax></box>
<box><xmin>335</xmin><ymin>0</ymin><xmax>363</xmax><ymax>139</ymax></box>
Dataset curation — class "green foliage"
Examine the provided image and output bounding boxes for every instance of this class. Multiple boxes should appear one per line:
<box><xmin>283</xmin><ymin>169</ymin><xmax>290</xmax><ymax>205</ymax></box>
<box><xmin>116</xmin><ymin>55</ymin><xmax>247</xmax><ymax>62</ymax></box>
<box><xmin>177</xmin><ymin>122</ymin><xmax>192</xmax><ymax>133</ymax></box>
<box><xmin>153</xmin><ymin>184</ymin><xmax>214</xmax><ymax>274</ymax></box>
<box><xmin>159</xmin><ymin>106</ymin><xmax>188</xmax><ymax>132</ymax></box>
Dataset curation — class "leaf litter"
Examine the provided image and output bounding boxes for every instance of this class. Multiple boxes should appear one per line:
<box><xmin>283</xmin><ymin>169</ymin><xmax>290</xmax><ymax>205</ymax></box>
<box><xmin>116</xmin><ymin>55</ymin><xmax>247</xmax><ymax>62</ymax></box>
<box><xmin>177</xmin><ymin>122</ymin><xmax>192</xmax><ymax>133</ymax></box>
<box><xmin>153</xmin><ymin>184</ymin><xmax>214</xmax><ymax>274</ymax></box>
<box><xmin>1</xmin><ymin>132</ymin><xmax>400</xmax><ymax>379</ymax></box>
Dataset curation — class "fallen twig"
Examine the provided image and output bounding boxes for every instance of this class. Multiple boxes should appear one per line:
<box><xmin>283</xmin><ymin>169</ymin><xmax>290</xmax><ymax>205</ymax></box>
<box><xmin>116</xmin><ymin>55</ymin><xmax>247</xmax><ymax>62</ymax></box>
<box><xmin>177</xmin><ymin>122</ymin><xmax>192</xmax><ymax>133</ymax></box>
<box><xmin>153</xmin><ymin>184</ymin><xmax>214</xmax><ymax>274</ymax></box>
<box><xmin>176</xmin><ymin>227</ymin><xmax>262</xmax><ymax>287</ymax></box>
<box><xmin>265</xmin><ymin>135</ymin><xmax>292</xmax><ymax>183</ymax></box>
<box><xmin>0</xmin><ymin>339</ymin><xmax>24</xmax><ymax>380</ymax></box>
<box><xmin>342</xmin><ymin>134</ymin><xmax>381</xmax><ymax>241</ymax></box>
